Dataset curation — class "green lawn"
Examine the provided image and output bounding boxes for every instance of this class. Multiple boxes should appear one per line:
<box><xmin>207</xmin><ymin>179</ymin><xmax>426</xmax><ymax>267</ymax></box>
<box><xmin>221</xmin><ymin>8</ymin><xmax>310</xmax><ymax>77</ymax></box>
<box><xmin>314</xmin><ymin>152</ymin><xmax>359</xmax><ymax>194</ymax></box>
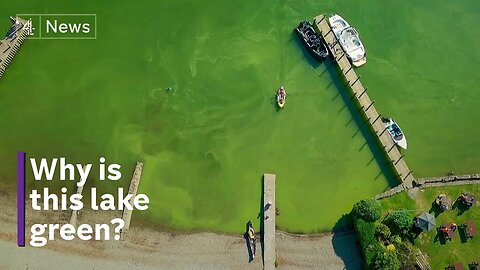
<box><xmin>381</xmin><ymin>185</ymin><xmax>480</xmax><ymax>270</ymax></box>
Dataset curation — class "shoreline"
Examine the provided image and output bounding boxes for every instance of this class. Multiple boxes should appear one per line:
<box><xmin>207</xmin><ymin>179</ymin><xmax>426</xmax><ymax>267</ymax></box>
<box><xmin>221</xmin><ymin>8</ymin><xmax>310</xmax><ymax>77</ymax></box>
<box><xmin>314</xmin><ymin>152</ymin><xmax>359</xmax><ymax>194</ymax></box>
<box><xmin>0</xmin><ymin>187</ymin><xmax>362</xmax><ymax>269</ymax></box>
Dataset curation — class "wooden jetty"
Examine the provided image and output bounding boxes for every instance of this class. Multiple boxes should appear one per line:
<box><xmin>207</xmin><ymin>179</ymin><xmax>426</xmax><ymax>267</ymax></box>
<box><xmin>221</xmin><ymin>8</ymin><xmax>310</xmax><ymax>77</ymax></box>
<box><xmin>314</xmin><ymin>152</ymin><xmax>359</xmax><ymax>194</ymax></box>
<box><xmin>313</xmin><ymin>14</ymin><xmax>415</xmax><ymax>189</ymax></box>
<box><xmin>263</xmin><ymin>173</ymin><xmax>276</xmax><ymax>270</ymax></box>
<box><xmin>0</xmin><ymin>17</ymin><xmax>30</xmax><ymax>79</ymax></box>
<box><xmin>120</xmin><ymin>161</ymin><xmax>144</xmax><ymax>240</ymax></box>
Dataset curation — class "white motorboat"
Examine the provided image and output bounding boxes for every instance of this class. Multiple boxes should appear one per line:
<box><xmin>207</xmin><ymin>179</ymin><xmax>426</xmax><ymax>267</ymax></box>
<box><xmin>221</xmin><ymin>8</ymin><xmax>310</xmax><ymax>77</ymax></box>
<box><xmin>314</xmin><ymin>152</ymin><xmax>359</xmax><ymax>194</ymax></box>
<box><xmin>328</xmin><ymin>14</ymin><xmax>366</xmax><ymax>67</ymax></box>
<box><xmin>383</xmin><ymin>118</ymin><xmax>407</xmax><ymax>149</ymax></box>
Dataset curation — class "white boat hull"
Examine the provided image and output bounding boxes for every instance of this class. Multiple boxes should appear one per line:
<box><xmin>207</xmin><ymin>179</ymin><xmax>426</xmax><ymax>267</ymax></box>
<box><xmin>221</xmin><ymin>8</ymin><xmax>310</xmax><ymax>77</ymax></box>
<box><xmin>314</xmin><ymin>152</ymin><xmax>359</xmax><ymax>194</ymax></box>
<box><xmin>328</xmin><ymin>14</ymin><xmax>367</xmax><ymax>67</ymax></box>
<box><xmin>384</xmin><ymin>118</ymin><xmax>407</xmax><ymax>150</ymax></box>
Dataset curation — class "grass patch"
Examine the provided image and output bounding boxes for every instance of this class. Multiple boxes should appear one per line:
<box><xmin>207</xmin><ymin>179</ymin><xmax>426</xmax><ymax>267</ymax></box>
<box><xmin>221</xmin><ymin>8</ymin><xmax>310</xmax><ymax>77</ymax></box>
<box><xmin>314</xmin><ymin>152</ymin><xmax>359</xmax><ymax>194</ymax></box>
<box><xmin>381</xmin><ymin>185</ymin><xmax>480</xmax><ymax>270</ymax></box>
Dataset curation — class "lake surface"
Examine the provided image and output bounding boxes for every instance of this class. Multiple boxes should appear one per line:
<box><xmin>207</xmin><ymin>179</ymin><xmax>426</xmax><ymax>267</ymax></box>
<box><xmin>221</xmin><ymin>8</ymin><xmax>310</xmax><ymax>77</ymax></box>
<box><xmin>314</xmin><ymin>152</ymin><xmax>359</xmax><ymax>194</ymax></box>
<box><xmin>1</xmin><ymin>0</ymin><xmax>479</xmax><ymax>233</ymax></box>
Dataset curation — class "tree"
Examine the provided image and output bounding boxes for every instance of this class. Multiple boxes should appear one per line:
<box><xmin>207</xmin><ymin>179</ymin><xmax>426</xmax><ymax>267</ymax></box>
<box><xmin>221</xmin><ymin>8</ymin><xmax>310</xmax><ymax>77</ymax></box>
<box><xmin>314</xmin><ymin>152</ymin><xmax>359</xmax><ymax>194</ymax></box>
<box><xmin>352</xmin><ymin>199</ymin><xmax>381</xmax><ymax>222</ymax></box>
<box><xmin>375</xmin><ymin>223</ymin><xmax>391</xmax><ymax>241</ymax></box>
<box><xmin>384</xmin><ymin>211</ymin><xmax>413</xmax><ymax>235</ymax></box>
<box><xmin>373</xmin><ymin>249</ymin><xmax>401</xmax><ymax>270</ymax></box>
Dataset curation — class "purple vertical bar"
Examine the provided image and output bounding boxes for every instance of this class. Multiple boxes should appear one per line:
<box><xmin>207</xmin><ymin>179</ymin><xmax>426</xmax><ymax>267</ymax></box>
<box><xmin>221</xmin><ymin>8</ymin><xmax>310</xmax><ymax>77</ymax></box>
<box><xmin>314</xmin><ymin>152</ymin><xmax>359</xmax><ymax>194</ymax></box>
<box><xmin>17</xmin><ymin>152</ymin><xmax>25</xmax><ymax>247</ymax></box>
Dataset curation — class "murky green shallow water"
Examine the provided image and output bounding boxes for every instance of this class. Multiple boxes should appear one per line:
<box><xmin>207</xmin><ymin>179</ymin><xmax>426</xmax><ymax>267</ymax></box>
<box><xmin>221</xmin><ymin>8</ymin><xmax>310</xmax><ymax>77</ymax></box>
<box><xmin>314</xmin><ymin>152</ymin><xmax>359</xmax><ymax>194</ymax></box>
<box><xmin>0</xmin><ymin>0</ymin><xmax>479</xmax><ymax>233</ymax></box>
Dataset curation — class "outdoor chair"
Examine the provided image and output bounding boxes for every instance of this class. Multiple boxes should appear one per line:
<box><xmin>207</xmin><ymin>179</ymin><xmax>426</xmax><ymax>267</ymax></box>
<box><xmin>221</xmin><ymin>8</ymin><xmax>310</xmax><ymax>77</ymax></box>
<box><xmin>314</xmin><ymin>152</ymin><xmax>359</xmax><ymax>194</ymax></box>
<box><xmin>460</xmin><ymin>221</ymin><xmax>477</xmax><ymax>239</ymax></box>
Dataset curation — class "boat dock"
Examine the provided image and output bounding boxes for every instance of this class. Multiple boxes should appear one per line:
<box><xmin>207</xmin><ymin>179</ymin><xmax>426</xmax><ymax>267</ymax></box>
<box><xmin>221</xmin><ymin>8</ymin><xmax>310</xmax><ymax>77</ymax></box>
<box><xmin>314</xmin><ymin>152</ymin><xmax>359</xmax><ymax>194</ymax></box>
<box><xmin>263</xmin><ymin>173</ymin><xmax>276</xmax><ymax>270</ymax></box>
<box><xmin>120</xmin><ymin>161</ymin><xmax>144</xmax><ymax>240</ymax></box>
<box><xmin>313</xmin><ymin>14</ymin><xmax>415</xmax><ymax>189</ymax></box>
<box><xmin>0</xmin><ymin>17</ymin><xmax>30</xmax><ymax>79</ymax></box>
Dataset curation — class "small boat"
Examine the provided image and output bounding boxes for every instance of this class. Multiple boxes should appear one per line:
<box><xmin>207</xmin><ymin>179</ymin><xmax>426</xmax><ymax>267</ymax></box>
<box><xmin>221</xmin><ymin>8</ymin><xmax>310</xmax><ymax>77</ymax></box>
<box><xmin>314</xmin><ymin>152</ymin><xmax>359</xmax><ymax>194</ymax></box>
<box><xmin>328</xmin><ymin>14</ymin><xmax>366</xmax><ymax>67</ymax></box>
<box><xmin>276</xmin><ymin>86</ymin><xmax>286</xmax><ymax>108</ymax></box>
<box><xmin>246</xmin><ymin>221</ymin><xmax>257</xmax><ymax>259</ymax></box>
<box><xmin>294</xmin><ymin>21</ymin><xmax>329</xmax><ymax>61</ymax></box>
<box><xmin>383</xmin><ymin>118</ymin><xmax>407</xmax><ymax>149</ymax></box>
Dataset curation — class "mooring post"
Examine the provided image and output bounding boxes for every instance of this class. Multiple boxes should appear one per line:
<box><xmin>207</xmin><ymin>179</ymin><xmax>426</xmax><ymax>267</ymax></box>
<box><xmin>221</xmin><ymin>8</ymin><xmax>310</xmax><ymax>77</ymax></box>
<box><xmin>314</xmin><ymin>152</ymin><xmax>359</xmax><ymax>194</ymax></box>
<box><xmin>351</xmin><ymin>75</ymin><xmax>361</xmax><ymax>86</ymax></box>
<box><xmin>365</xmin><ymin>100</ymin><xmax>375</xmax><ymax>112</ymax></box>
<box><xmin>394</xmin><ymin>155</ymin><xmax>404</xmax><ymax>165</ymax></box>
<box><xmin>358</xmin><ymin>87</ymin><xmax>368</xmax><ymax>99</ymax></box>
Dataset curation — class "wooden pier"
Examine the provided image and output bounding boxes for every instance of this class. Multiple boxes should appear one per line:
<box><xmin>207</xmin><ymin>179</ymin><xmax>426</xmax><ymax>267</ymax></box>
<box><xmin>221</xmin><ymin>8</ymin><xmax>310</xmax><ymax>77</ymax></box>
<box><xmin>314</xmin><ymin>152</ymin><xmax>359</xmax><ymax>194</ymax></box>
<box><xmin>0</xmin><ymin>17</ymin><xmax>30</xmax><ymax>79</ymax></box>
<box><xmin>263</xmin><ymin>173</ymin><xmax>276</xmax><ymax>270</ymax></box>
<box><xmin>313</xmin><ymin>14</ymin><xmax>415</xmax><ymax>188</ymax></box>
<box><xmin>120</xmin><ymin>161</ymin><xmax>144</xmax><ymax>240</ymax></box>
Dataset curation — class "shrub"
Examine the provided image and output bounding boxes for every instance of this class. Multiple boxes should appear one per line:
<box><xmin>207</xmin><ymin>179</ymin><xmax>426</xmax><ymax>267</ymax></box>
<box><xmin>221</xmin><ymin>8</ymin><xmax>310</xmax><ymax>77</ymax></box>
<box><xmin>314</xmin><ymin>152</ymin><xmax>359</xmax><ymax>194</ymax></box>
<box><xmin>352</xmin><ymin>199</ymin><xmax>381</xmax><ymax>222</ymax></box>
<box><xmin>395</xmin><ymin>241</ymin><xmax>416</xmax><ymax>270</ymax></box>
<box><xmin>390</xmin><ymin>235</ymin><xmax>401</xmax><ymax>244</ymax></box>
<box><xmin>372</xmin><ymin>248</ymin><xmax>401</xmax><ymax>270</ymax></box>
<box><xmin>354</xmin><ymin>217</ymin><xmax>379</xmax><ymax>264</ymax></box>
<box><xmin>375</xmin><ymin>223</ymin><xmax>391</xmax><ymax>241</ymax></box>
<box><xmin>384</xmin><ymin>211</ymin><xmax>413</xmax><ymax>235</ymax></box>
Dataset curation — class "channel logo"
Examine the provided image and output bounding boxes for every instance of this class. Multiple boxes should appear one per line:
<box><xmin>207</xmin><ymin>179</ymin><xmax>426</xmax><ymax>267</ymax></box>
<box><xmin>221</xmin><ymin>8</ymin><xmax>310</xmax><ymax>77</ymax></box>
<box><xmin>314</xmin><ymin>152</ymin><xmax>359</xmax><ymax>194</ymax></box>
<box><xmin>16</xmin><ymin>14</ymin><xmax>97</xmax><ymax>39</ymax></box>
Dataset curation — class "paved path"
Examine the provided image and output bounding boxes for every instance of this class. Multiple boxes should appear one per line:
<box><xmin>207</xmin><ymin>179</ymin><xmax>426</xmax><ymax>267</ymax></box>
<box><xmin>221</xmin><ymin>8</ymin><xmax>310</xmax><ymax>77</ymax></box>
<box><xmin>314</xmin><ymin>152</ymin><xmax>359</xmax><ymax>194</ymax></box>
<box><xmin>375</xmin><ymin>173</ymin><xmax>480</xmax><ymax>199</ymax></box>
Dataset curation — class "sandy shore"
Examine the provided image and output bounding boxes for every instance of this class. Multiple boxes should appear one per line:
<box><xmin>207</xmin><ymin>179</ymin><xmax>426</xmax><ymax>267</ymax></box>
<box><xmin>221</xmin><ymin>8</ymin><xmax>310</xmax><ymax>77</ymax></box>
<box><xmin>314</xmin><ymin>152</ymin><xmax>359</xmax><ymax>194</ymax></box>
<box><xmin>0</xmin><ymin>189</ymin><xmax>362</xmax><ymax>270</ymax></box>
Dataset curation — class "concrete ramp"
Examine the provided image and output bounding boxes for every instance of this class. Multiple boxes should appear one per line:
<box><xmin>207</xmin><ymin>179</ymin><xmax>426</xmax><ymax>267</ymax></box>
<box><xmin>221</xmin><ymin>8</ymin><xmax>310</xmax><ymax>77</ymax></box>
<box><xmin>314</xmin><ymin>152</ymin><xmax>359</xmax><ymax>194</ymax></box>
<box><xmin>263</xmin><ymin>173</ymin><xmax>276</xmax><ymax>270</ymax></box>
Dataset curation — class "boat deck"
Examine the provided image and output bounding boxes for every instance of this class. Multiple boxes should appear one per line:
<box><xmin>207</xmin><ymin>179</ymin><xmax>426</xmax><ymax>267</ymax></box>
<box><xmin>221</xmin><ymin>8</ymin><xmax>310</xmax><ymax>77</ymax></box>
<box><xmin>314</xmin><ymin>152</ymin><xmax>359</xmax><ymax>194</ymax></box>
<box><xmin>0</xmin><ymin>17</ymin><xmax>30</xmax><ymax>79</ymax></box>
<box><xmin>263</xmin><ymin>173</ymin><xmax>276</xmax><ymax>270</ymax></box>
<box><xmin>313</xmin><ymin>14</ymin><xmax>415</xmax><ymax>189</ymax></box>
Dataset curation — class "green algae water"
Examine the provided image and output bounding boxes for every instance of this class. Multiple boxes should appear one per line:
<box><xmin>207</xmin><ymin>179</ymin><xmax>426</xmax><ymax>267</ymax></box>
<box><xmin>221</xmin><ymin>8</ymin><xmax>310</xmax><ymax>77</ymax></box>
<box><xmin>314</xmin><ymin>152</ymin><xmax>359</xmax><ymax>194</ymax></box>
<box><xmin>1</xmin><ymin>0</ymin><xmax>479</xmax><ymax>233</ymax></box>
